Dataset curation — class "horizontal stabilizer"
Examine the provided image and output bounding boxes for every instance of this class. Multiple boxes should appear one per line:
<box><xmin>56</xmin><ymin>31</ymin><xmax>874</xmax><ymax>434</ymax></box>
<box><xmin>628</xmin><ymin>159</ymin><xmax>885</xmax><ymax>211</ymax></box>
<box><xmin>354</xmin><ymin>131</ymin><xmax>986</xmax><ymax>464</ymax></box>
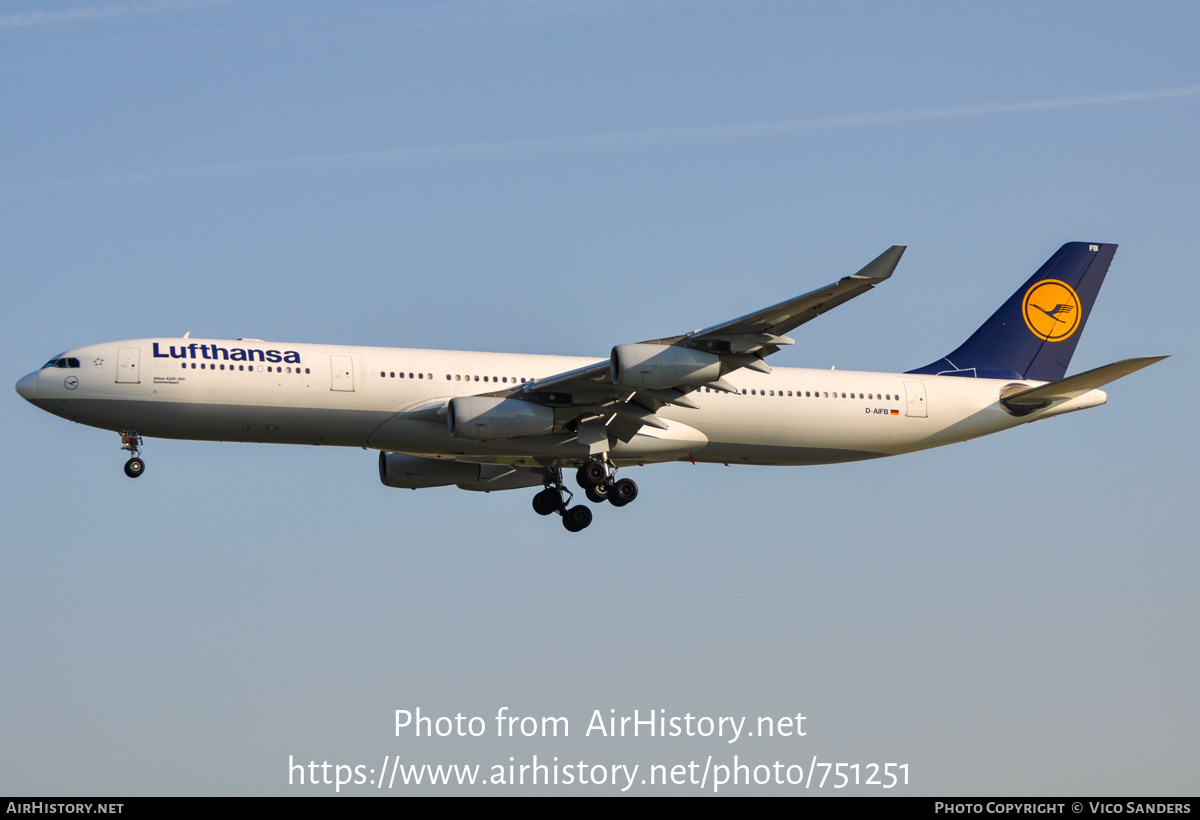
<box><xmin>1002</xmin><ymin>356</ymin><xmax>1167</xmax><ymax>410</ymax></box>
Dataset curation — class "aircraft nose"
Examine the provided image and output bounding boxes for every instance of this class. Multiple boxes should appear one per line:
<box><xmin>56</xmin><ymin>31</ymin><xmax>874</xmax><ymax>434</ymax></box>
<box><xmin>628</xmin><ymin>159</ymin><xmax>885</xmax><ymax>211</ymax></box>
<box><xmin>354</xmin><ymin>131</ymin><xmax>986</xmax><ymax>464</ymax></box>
<box><xmin>15</xmin><ymin>371</ymin><xmax>38</xmax><ymax>401</ymax></box>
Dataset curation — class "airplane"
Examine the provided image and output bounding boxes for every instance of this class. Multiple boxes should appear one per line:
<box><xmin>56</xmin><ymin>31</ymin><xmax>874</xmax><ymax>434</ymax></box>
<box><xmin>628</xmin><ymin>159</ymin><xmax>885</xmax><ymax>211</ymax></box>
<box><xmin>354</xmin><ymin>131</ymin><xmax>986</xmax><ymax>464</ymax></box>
<box><xmin>15</xmin><ymin>241</ymin><xmax>1165</xmax><ymax>533</ymax></box>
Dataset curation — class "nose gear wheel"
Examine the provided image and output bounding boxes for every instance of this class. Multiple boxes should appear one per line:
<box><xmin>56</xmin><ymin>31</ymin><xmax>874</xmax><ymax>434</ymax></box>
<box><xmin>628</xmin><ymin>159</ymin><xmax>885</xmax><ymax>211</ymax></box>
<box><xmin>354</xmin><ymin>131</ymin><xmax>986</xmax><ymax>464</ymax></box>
<box><xmin>120</xmin><ymin>431</ymin><xmax>145</xmax><ymax>478</ymax></box>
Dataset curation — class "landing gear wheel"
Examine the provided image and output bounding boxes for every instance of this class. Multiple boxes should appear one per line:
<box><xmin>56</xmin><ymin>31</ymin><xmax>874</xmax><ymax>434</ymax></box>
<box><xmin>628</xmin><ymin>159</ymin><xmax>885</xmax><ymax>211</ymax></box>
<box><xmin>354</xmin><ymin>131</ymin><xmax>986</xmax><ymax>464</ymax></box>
<box><xmin>577</xmin><ymin>460</ymin><xmax>608</xmax><ymax>488</ymax></box>
<box><xmin>562</xmin><ymin>505</ymin><xmax>593</xmax><ymax>532</ymax></box>
<box><xmin>585</xmin><ymin>482</ymin><xmax>610</xmax><ymax>504</ymax></box>
<box><xmin>532</xmin><ymin>487</ymin><xmax>560</xmax><ymax>516</ymax></box>
<box><xmin>609</xmin><ymin>477</ymin><xmax>638</xmax><ymax>507</ymax></box>
<box><xmin>119</xmin><ymin>430</ymin><xmax>144</xmax><ymax>477</ymax></box>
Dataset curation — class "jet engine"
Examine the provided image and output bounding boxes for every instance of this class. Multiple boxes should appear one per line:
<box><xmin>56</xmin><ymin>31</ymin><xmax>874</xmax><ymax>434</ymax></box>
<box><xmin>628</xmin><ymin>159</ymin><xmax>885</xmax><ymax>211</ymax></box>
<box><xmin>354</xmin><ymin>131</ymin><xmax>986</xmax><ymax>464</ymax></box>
<box><xmin>610</xmin><ymin>343</ymin><xmax>721</xmax><ymax>389</ymax></box>
<box><xmin>379</xmin><ymin>452</ymin><xmax>482</xmax><ymax>488</ymax></box>
<box><xmin>446</xmin><ymin>396</ymin><xmax>555</xmax><ymax>441</ymax></box>
<box><xmin>379</xmin><ymin>452</ymin><xmax>544</xmax><ymax>491</ymax></box>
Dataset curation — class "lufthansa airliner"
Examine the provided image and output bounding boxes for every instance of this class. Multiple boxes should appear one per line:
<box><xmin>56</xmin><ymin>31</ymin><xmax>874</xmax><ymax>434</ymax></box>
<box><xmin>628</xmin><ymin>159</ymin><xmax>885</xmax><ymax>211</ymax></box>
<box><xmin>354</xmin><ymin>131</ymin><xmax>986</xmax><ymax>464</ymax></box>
<box><xmin>15</xmin><ymin>242</ymin><xmax>1164</xmax><ymax>532</ymax></box>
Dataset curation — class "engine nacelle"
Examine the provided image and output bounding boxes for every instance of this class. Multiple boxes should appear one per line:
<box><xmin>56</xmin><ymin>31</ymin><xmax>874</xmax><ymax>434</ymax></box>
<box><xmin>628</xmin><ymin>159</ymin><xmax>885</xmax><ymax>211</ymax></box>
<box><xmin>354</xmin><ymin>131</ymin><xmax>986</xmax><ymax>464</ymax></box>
<box><xmin>457</xmin><ymin>464</ymin><xmax>546</xmax><ymax>492</ymax></box>
<box><xmin>447</xmin><ymin>396</ymin><xmax>555</xmax><ymax>441</ymax></box>
<box><xmin>611</xmin><ymin>343</ymin><xmax>721</xmax><ymax>389</ymax></box>
<box><xmin>379</xmin><ymin>452</ymin><xmax>481</xmax><ymax>489</ymax></box>
<box><xmin>379</xmin><ymin>453</ymin><xmax>546</xmax><ymax>492</ymax></box>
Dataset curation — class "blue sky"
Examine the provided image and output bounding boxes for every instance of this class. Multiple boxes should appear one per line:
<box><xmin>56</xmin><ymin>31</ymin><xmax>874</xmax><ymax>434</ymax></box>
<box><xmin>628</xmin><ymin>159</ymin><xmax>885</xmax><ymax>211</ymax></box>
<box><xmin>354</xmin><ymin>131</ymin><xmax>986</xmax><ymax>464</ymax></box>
<box><xmin>2</xmin><ymin>0</ymin><xmax>1196</xmax><ymax>795</ymax></box>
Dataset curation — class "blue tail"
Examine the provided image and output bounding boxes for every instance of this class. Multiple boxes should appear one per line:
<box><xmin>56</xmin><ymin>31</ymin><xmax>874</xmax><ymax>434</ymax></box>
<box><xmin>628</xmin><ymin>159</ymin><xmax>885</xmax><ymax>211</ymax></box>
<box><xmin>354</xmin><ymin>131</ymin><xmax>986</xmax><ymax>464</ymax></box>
<box><xmin>907</xmin><ymin>242</ymin><xmax>1116</xmax><ymax>382</ymax></box>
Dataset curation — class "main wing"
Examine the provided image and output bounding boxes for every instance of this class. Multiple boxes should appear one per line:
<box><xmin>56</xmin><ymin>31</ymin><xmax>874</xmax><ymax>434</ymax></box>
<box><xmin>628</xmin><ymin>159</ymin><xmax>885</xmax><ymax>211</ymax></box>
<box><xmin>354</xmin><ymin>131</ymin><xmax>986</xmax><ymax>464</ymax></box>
<box><xmin>495</xmin><ymin>245</ymin><xmax>906</xmax><ymax>447</ymax></box>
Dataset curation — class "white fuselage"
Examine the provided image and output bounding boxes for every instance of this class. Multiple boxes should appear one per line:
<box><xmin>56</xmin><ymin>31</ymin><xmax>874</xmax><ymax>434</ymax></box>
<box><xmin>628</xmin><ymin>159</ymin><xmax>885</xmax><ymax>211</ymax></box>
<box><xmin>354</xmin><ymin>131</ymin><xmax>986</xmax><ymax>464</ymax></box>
<box><xmin>17</xmin><ymin>338</ymin><xmax>1107</xmax><ymax>468</ymax></box>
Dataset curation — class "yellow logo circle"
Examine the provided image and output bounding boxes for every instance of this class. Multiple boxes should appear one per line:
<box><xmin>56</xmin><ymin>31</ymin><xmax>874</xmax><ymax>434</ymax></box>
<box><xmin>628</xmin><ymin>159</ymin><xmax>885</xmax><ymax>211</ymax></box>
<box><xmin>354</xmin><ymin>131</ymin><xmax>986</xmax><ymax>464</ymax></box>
<box><xmin>1022</xmin><ymin>279</ymin><xmax>1081</xmax><ymax>342</ymax></box>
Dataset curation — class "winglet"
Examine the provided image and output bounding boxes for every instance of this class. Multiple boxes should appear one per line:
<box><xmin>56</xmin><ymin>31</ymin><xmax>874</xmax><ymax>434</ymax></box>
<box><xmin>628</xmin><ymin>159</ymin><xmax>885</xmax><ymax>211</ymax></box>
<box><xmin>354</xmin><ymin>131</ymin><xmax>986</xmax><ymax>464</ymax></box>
<box><xmin>850</xmin><ymin>245</ymin><xmax>906</xmax><ymax>282</ymax></box>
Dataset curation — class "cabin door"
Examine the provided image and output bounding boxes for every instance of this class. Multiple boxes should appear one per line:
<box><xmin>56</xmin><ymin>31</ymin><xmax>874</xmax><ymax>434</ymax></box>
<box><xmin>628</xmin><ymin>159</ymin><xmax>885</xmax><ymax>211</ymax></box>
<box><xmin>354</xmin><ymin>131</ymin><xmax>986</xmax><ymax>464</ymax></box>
<box><xmin>903</xmin><ymin>380</ymin><xmax>928</xmax><ymax>418</ymax></box>
<box><xmin>330</xmin><ymin>356</ymin><xmax>355</xmax><ymax>392</ymax></box>
<box><xmin>117</xmin><ymin>347</ymin><xmax>141</xmax><ymax>384</ymax></box>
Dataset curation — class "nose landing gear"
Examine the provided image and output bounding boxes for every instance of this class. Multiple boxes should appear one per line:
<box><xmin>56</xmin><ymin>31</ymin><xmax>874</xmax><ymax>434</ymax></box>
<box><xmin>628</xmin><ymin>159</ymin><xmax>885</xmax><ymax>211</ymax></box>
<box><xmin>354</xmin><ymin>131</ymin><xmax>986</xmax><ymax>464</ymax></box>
<box><xmin>120</xmin><ymin>431</ymin><xmax>145</xmax><ymax>478</ymax></box>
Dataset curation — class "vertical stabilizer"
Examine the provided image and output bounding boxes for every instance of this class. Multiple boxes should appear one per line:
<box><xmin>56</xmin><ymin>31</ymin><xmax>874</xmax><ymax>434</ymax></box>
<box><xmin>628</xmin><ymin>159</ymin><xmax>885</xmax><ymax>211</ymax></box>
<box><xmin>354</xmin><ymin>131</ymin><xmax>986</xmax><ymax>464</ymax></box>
<box><xmin>907</xmin><ymin>242</ymin><xmax>1115</xmax><ymax>381</ymax></box>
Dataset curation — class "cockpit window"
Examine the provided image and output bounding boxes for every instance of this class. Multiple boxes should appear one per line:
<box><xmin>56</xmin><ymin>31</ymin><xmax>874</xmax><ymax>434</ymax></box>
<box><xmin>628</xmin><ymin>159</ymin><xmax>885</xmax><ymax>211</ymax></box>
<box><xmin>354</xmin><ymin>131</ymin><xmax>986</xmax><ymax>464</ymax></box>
<box><xmin>41</xmin><ymin>357</ymin><xmax>80</xmax><ymax>369</ymax></box>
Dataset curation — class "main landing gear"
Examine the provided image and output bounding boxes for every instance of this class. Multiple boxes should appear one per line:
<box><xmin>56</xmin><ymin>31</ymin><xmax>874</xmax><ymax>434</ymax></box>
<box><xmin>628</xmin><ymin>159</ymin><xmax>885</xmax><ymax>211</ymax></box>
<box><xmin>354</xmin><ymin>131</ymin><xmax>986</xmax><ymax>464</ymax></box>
<box><xmin>530</xmin><ymin>457</ymin><xmax>640</xmax><ymax>533</ymax></box>
<box><xmin>120</xmin><ymin>430</ymin><xmax>145</xmax><ymax>478</ymax></box>
<box><xmin>531</xmin><ymin>469</ymin><xmax>592</xmax><ymax>532</ymax></box>
<box><xmin>576</xmin><ymin>458</ymin><xmax>638</xmax><ymax>508</ymax></box>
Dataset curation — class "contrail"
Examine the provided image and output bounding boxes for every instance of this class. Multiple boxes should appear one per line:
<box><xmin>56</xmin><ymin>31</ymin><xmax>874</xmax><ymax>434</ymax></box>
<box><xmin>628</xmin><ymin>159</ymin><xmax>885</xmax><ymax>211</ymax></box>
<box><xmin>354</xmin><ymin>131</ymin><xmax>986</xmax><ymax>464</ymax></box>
<box><xmin>0</xmin><ymin>0</ymin><xmax>237</xmax><ymax>29</ymax></box>
<box><xmin>7</xmin><ymin>84</ymin><xmax>1199</xmax><ymax>192</ymax></box>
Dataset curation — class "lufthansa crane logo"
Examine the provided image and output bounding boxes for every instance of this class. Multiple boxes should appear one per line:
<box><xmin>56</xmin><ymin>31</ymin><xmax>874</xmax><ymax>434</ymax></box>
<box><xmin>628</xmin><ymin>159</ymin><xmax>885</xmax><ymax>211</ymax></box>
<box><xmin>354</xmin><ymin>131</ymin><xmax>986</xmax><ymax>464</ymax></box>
<box><xmin>1022</xmin><ymin>279</ymin><xmax>1081</xmax><ymax>342</ymax></box>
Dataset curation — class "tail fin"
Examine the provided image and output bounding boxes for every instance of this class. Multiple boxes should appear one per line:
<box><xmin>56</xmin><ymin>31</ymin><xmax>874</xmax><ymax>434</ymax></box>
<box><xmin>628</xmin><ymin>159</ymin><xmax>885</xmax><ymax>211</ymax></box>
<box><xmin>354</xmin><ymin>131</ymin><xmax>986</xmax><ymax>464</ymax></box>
<box><xmin>907</xmin><ymin>242</ymin><xmax>1116</xmax><ymax>381</ymax></box>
